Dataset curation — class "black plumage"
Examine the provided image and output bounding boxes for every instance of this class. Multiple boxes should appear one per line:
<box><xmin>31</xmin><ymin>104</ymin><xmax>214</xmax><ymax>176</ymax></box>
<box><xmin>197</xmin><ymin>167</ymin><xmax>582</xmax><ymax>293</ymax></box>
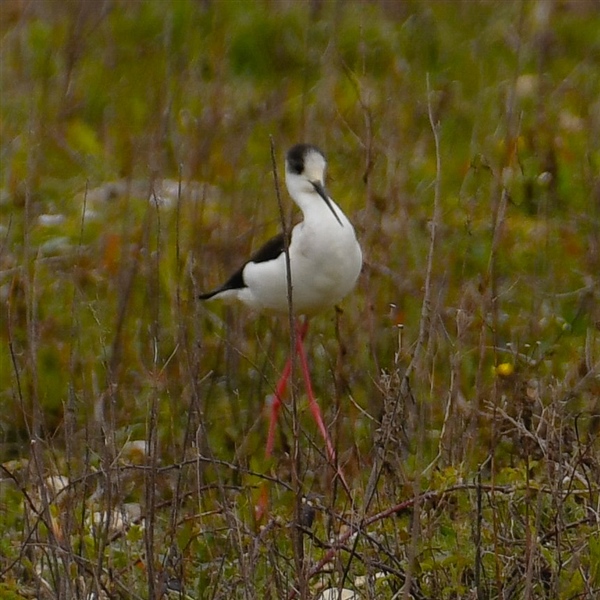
<box><xmin>199</xmin><ymin>232</ymin><xmax>288</xmax><ymax>299</ymax></box>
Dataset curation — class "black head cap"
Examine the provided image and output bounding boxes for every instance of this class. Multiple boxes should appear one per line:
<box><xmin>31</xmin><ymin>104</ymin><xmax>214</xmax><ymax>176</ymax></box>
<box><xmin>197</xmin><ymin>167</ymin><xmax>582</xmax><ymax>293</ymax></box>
<box><xmin>286</xmin><ymin>144</ymin><xmax>325</xmax><ymax>175</ymax></box>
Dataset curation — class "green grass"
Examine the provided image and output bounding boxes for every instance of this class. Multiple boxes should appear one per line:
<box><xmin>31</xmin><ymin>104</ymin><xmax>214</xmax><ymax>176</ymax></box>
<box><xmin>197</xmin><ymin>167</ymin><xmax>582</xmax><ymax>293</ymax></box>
<box><xmin>1</xmin><ymin>1</ymin><xmax>599</xmax><ymax>598</ymax></box>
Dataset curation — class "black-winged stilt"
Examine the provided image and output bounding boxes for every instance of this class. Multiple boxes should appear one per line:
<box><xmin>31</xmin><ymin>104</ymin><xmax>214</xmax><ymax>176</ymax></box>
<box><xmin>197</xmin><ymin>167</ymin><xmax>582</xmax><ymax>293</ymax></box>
<box><xmin>199</xmin><ymin>143</ymin><xmax>362</xmax><ymax>483</ymax></box>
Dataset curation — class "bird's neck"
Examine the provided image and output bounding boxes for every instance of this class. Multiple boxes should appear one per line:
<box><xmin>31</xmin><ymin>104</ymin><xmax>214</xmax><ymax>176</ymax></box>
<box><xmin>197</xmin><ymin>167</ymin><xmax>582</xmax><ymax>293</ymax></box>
<box><xmin>297</xmin><ymin>194</ymin><xmax>345</xmax><ymax>226</ymax></box>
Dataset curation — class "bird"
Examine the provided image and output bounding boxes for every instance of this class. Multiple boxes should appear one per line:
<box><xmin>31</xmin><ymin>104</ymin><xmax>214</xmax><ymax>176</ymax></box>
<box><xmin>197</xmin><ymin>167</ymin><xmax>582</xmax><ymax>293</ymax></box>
<box><xmin>199</xmin><ymin>143</ymin><xmax>362</xmax><ymax>483</ymax></box>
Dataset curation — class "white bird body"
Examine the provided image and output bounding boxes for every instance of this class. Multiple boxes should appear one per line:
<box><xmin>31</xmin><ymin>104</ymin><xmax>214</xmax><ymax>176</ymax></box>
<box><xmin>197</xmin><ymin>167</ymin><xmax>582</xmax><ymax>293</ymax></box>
<box><xmin>200</xmin><ymin>144</ymin><xmax>362</xmax><ymax>315</ymax></box>
<box><xmin>200</xmin><ymin>144</ymin><xmax>360</xmax><ymax>486</ymax></box>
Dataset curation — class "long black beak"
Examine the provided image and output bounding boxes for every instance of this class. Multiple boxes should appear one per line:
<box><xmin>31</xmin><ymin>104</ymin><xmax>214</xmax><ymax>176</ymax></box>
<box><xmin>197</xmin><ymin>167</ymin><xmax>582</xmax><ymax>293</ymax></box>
<box><xmin>311</xmin><ymin>181</ymin><xmax>344</xmax><ymax>227</ymax></box>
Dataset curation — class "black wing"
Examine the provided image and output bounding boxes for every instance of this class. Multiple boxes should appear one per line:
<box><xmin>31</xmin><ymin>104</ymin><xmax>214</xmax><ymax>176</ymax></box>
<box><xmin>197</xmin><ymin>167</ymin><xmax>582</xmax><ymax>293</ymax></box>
<box><xmin>249</xmin><ymin>232</ymin><xmax>286</xmax><ymax>264</ymax></box>
<box><xmin>198</xmin><ymin>232</ymin><xmax>288</xmax><ymax>300</ymax></box>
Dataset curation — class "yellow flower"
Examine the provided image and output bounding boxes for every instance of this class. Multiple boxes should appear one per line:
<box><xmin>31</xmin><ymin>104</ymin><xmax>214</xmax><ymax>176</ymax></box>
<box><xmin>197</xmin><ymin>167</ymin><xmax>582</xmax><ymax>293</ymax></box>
<box><xmin>495</xmin><ymin>363</ymin><xmax>514</xmax><ymax>378</ymax></box>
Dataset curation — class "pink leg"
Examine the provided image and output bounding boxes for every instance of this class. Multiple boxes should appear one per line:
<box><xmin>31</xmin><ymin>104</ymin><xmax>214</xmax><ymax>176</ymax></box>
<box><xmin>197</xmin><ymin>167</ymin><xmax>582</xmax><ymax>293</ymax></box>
<box><xmin>295</xmin><ymin>327</ymin><xmax>349</xmax><ymax>492</ymax></box>
<box><xmin>265</xmin><ymin>319</ymin><xmax>309</xmax><ymax>457</ymax></box>
<box><xmin>294</xmin><ymin>331</ymin><xmax>335</xmax><ymax>462</ymax></box>
<box><xmin>259</xmin><ymin>320</ymin><xmax>310</xmax><ymax>520</ymax></box>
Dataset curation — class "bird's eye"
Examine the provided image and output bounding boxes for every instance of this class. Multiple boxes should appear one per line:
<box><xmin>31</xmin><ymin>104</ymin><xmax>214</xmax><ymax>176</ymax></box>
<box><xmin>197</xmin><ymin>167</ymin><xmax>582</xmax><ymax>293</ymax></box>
<box><xmin>286</xmin><ymin>145</ymin><xmax>309</xmax><ymax>175</ymax></box>
<box><xmin>287</xmin><ymin>158</ymin><xmax>304</xmax><ymax>175</ymax></box>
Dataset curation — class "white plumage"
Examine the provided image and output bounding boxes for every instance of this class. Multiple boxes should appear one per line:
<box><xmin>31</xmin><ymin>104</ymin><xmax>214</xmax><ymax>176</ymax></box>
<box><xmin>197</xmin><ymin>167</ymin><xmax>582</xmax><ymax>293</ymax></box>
<box><xmin>199</xmin><ymin>144</ymin><xmax>362</xmax><ymax>315</ymax></box>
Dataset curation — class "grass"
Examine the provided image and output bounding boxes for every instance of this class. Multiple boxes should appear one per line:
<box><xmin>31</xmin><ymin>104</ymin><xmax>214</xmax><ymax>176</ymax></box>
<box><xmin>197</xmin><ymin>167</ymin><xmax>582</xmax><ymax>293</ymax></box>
<box><xmin>1</xmin><ymin>1</ymin><xmax>599</xmax><ymax>599</ymax></box>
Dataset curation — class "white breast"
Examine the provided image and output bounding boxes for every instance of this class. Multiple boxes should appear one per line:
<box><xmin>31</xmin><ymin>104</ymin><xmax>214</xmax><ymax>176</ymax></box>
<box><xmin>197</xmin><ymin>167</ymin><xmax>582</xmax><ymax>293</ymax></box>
<box><xmin>242</xmin><ymin>202</ymin><xmax>362</xmax><ymax>315</ymax></box>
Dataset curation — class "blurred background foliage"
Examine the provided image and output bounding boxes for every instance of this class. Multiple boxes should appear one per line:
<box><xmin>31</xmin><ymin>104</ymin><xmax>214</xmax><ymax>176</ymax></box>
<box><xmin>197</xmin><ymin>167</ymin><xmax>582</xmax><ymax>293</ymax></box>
<box><xmin>1</xmin><ymin>1</ymin><xmax>599</xmax><ymax>598</ymax></box>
